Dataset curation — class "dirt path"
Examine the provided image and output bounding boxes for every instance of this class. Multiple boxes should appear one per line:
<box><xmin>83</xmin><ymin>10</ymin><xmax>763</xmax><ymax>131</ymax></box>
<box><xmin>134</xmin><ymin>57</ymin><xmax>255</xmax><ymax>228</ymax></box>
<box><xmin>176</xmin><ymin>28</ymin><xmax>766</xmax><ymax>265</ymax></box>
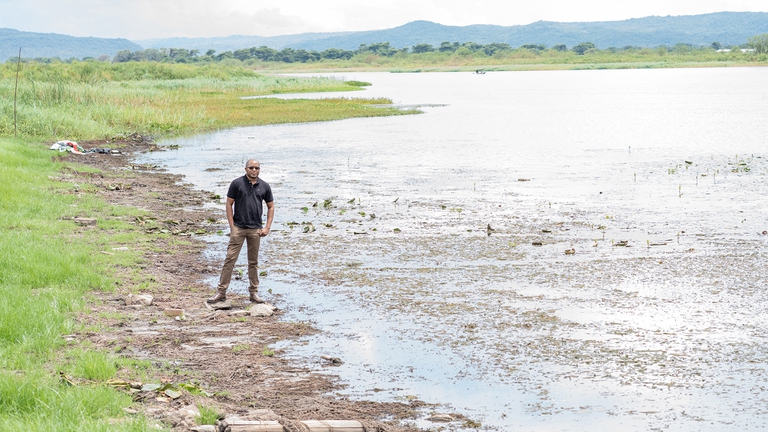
<box><xmin>58</xmin><ymin>138</ymin><xmax>427</xmax><ymax>431</ymax></box>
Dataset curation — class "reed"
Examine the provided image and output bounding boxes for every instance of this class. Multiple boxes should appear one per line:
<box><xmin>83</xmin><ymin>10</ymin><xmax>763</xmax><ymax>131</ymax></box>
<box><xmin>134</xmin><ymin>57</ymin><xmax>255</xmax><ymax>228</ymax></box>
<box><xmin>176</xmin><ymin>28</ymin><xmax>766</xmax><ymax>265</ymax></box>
<box><xmin>0</xmin><ymin>62</ymin><xmax>413</xmax><ymax>141</ymax></box>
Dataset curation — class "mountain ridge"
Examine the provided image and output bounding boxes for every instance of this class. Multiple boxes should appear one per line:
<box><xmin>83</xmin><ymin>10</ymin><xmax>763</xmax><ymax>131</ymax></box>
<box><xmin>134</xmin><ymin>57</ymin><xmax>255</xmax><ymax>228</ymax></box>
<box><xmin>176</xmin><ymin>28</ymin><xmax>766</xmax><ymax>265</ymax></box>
<box><xmin>136</xmin><ymin>12</ymin><xmax>768</xmax><ymax>53</ymax></box>
<box><xmin>2</xmin><ymin>12</ymin><xmax>767</xmax><ymax>61</ymax></box>
<box><xmin>0</xmin><ymin>28</ymin><xmax>141</xmax><ymax>61</ymax></box>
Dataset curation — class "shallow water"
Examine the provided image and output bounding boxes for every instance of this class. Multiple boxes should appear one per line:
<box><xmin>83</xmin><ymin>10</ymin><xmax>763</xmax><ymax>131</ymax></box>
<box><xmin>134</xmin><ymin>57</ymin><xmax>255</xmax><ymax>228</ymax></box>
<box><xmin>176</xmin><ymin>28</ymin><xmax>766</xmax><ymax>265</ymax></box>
<box><xmin>138</xmin><ymin>68</ymin><xmax>768</xmax><ymax>431</ymax></box>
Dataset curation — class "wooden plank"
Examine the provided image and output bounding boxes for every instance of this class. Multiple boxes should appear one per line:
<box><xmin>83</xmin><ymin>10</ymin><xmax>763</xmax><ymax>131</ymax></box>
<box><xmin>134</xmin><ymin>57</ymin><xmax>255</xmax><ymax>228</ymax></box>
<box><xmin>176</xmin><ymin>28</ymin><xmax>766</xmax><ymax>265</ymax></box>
<box><xmin>226</xmin><ymin>420</ymin><xmax>283</xmax><ymax>432</ymax></box>
<box><xmin>223</xmin><ymin>420</ymin><xmax>365</xmax><ymax>432</ymax></box>
<box><xmin>301</xmin><ymin>420</ymin><xmax>364</xmax><ymax>431</ymax></box>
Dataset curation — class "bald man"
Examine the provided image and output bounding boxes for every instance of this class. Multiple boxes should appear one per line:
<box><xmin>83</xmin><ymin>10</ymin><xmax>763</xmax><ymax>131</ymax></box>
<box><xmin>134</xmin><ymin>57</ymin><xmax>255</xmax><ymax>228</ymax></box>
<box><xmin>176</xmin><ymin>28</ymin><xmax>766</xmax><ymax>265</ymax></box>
<box><xmin>208</xmin><ymin>159</ymin><xmax>274</xmax><ymax>304</ymax></box>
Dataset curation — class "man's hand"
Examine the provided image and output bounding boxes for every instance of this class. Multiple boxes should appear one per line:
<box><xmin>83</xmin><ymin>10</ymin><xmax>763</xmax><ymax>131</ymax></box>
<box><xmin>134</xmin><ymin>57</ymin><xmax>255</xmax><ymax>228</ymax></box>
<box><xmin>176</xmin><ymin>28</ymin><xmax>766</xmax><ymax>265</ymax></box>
<box><xmin>260</xmin><ymin>227</ymin><xmax>270</xmax><ymax>237</ymax></box>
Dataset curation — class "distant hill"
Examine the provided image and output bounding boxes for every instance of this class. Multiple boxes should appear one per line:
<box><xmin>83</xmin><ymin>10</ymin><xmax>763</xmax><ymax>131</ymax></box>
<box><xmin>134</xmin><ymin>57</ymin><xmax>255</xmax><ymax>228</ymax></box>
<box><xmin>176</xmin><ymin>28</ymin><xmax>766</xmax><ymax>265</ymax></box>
<box><xmin>136</xmin><ymin>12</ymin><xmax>768</xmax><ymax>53</ymax></box>
<box><xmin>137</xmin><ymin>31</ymin><xmax>356</xmax><ymax>53</ymax></box>
<box><xmin>3</xmin><ymin>12</ymin><xmax>767</xmax><ymax>61</ymax></box>
<box><xmin>0</xmin><ymin>28</ymin><xmax>142</xmax><ymax>61</ymax></box>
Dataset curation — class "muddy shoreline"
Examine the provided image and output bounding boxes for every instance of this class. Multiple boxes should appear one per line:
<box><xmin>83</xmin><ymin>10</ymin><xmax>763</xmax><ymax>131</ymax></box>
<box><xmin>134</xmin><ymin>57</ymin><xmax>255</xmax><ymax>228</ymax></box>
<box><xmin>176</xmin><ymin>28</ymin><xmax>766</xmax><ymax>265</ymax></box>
<box><xmin>60</xmin><ymin>139</ymin><xmax>429</xmax><ymax>431</ymax></box>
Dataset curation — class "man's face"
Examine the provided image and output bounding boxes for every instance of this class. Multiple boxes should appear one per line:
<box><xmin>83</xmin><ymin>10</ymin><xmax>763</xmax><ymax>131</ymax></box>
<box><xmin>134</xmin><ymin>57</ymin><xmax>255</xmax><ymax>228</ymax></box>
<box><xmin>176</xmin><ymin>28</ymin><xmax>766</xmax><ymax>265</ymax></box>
<box><xmin>245</xmin><ymin>162</ymin><xmax>260</xmax><ymax>179</ymax></box>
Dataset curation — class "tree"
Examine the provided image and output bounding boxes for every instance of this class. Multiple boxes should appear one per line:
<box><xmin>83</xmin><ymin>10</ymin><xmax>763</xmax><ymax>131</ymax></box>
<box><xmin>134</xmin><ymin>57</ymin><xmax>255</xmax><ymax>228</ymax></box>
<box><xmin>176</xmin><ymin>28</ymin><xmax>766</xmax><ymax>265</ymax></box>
<box><xmin>411</xmin><ymin>43</ymin><xmax>434</xmax><ymax>53</ymax></box>
<box><xmin>113</xmin><ymin>50</ymin><xmax>133</xmax><ymax>62</ymax></box>
<box><xmin>461</xmin><ymin>42</ymin><xmax>483</xmax><ymax>52</ymax></box>
<box><xmin>571</xmin><ymin>42</ymin><xmax>596</xmax><ymax>55</ymax></box>
<box><xmin>521</xmin><ymin>44</ymin><xmax>546</xmax><ymax>51</ymax></box>
<box><xmin>438</xmin><ymin>41</ymin><xmax>460</xmax><ymax>52</ymax></box>
<box><xmin>361</xmin><ymin>42</ymin><xmax>397</xmax><ymax>57</ymax></box>
<box><xmin>748</xmin><ymin>33</ymin><xmax>768</xmax><ymax>54</ymax></box>
<box><xmin>143</xmin><ymin>48</ymin><xmax>167</xmax><ymax>62</ymax></box>
<box><xmin>278</xmin><ymin>48</ymin><xmax>296</xmax><ymax>62</ymax></box>
<box><xmin>216</xmin><ymin>51</ymin><xmax>234</xmax><ymax>61</ymax></box>
<box><xmin>711</xmin><ymin>42</ymin><xmax>722</xmax><ymax>50</ymax></box>
<box><xmin>552</xmin><ymin>44</ymin><xmax>568</xmax><ymax>52</ymax></box>
<box><xmin>320</xmin><ymin>48</ymin><xmax>353</xmax><ymax>60</ymax></box>
<box><xmin>233</xmin><ymin>48</ymin><xmax>253</xmax><ymax>61</ymax></box>
<box><xmin>253</xmin><ymin>46</ymin><xmax>278</xmax><ymax>61</ymax></box>
<box><xmin>483</xmin><ymin>43</ymin><xmax>512</xmax><ymax>56</ymax></box>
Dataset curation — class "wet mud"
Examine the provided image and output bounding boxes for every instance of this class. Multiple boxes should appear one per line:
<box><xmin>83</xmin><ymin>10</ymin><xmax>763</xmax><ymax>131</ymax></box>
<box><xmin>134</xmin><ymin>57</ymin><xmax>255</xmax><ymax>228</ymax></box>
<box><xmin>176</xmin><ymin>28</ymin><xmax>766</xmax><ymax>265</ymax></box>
<box><xmin>56</xmin><ymin>141</ymin><xmax>425</xmax><ymax>431</ymax></box>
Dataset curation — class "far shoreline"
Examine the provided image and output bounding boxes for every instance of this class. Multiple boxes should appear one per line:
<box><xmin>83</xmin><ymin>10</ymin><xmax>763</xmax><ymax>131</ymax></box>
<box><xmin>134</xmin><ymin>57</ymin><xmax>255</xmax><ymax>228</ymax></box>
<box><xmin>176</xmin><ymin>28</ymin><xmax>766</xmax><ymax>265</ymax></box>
<box><xmin>252</xmin><ymin>59</ymin><xmax>768</xmax><ymax>74</ymax></box>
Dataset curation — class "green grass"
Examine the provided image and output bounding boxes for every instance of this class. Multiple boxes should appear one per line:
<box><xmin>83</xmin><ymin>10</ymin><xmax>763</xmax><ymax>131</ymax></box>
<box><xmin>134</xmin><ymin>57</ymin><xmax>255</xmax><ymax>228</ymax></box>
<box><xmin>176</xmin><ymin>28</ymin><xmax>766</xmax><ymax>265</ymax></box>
<box><xmin>195</xmin><ymin>405</ymin><xmax>223</xmax><ymax>425</ymax></box>
<box><xmin>0</xmin><ymin>139</ymin><xmax>157</xmax><ymax>431</ymax></box>
<box><xmin>0</xmin><ymin>369</ymin><xmax>146</xmax><ymax>431</ymax></box>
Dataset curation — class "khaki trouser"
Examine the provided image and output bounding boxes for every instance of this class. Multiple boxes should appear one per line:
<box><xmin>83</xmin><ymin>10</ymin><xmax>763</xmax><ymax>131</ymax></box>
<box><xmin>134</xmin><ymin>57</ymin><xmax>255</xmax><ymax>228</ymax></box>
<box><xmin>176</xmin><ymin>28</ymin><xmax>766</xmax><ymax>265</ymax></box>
<box><xmin>217</xmin><ymin>225</ymin><xmax>261</xmax><ymax>293</ymax></box>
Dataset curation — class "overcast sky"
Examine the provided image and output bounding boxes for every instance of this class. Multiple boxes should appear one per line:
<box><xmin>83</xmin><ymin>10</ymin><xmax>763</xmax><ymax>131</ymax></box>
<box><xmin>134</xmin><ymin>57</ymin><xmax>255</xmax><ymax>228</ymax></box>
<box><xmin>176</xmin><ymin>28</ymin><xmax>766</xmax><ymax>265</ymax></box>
<box><xmin>1</xmin><ymin>0</ymin><xmax>766</xmax><ymax>41</ymax></box>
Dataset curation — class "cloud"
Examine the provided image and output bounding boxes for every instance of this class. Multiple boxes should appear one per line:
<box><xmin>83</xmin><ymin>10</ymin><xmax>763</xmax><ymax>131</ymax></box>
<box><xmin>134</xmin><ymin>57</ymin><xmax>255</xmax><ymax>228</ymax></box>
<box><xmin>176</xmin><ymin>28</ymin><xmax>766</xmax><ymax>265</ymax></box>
<box><xmin>0</xmin><ymin>0</ymin><xmax>313</xmax><ymax>39</ymax></box>
<box><xmin>0</xmin><ymin>0</ymin><xmax>766</xmax><ymax>40</ymax></box>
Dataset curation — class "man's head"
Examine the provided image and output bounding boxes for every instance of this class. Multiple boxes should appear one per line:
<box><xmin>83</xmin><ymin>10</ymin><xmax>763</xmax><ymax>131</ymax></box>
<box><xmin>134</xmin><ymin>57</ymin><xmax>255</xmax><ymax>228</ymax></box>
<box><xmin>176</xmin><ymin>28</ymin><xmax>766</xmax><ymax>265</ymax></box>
<box><xmin>245</xmin><ymin>159</ymin><xmax>261</xmax><ymax>180</ymax></box>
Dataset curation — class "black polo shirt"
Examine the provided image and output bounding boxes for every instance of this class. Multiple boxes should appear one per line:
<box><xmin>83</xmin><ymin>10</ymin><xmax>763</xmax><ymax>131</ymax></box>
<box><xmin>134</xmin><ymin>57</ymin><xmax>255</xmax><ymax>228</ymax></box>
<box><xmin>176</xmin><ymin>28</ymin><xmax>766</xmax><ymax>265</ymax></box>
<box><xmin>227</xmin><ymin>175</ymin><xmax>273</xmax><ymax>229</ymax></box>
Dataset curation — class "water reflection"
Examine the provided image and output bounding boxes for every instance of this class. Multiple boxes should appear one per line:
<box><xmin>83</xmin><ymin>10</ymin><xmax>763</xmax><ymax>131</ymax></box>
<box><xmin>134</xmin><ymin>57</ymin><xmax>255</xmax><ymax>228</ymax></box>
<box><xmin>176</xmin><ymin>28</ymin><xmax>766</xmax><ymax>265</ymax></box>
<box><xmin>138</xmin><ymin>68</ymin><xmax>768</xmax><ymax>431</ymax></box>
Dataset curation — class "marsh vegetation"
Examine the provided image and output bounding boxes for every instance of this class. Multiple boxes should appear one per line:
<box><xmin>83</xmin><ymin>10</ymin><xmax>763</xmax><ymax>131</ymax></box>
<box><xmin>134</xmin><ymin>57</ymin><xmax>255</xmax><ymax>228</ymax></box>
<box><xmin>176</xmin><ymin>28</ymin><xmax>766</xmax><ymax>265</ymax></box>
<box><xmin>0</xmin><ymin>62</ymin><xmax>415</xmax><ymax>140</ymax></box>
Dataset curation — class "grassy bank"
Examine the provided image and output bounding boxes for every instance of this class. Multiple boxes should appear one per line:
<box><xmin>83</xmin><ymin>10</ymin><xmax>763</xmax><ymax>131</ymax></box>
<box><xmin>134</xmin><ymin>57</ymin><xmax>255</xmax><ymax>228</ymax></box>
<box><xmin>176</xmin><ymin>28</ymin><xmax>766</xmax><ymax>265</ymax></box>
<box><xmin>0</xmin><ymin>62</ymin><xmax>416</xmax><ymax>140</ymax></box>
<box><xmin>0</xmin><ymin>62</ymin><xmax>418</xmax><ymax>430</ymax></box>
<box><xmin>0</xmin><ymin>138</ymin><xmax>156</xmax><ymax>431</ymax></box>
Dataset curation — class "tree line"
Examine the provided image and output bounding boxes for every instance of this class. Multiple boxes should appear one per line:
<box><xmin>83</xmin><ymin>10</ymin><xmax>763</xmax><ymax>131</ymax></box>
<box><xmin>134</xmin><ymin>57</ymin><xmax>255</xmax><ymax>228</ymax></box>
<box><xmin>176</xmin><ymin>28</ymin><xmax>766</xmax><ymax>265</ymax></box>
<box><xmin>9</xmin><ymin>33</ymin><xmax>768</xmax><ymax>64</ymax></box>
<box><xmin>108</xmin><ymin>34</ymin><xmax>768</xmax><ymax>64</ymax></box>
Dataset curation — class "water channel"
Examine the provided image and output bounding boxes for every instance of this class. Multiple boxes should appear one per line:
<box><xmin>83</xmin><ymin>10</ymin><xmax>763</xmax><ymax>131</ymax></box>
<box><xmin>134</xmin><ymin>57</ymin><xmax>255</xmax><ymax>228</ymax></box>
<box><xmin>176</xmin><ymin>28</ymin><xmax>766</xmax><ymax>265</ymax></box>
<box><xmin>138</xmin><ymin>67</ymin><xmax>768</xmax><ymax>431</ymax></box>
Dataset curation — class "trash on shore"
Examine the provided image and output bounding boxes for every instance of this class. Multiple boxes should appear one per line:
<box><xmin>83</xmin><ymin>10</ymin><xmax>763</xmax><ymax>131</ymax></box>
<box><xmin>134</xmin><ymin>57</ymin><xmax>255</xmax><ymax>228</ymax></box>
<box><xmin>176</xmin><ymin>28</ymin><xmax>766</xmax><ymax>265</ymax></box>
<box><xmin>49</xmin><ymin>140</ymin><xmax>116</xmax><ymax>155</ymax></box>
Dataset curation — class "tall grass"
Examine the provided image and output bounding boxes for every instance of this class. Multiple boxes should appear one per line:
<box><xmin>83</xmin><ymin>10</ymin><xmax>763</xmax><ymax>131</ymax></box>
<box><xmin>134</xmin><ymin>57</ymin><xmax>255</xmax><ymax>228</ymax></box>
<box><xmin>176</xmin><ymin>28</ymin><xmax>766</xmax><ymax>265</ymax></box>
<box><xmin>0</xmin><ymin>139</ymin><xmax>155</xmax><ymax>431</ymax></box>
<box><xmin>0</xmin><ymin>61</ymin><xmax>413</xmax><ymax>141</ymax></box>
<box><xmin>0</xmin><ymin>370</ymin><xmax>146</xmax><ymax>432</ymax></box>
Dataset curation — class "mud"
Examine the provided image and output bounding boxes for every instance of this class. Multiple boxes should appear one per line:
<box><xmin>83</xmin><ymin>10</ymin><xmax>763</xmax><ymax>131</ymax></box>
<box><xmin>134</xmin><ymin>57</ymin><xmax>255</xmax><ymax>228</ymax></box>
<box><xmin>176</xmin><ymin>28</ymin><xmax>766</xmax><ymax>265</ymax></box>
<box><xmin>56</xmin><ymin>139</ymin><xmax>427</xmax><ymax>431</ymax></box>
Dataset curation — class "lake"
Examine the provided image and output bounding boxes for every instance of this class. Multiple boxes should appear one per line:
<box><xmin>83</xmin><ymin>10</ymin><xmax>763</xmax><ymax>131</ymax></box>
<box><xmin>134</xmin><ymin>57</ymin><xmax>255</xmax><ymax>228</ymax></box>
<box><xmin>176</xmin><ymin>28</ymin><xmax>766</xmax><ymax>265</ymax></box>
<box><xmin>138</xmin><ymin>67</ymin><xmax>768</xmax><ymax>431</ymax></box>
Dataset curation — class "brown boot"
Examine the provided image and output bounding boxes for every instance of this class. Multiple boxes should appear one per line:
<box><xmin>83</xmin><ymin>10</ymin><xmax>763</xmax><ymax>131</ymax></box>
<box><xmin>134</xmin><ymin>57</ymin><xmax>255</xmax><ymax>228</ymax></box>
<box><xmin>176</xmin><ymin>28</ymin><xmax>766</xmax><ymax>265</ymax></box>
<box><xmin>206</xmin><ymin>291</ymin><xmax>227</xmax><ymax>303</ymax></box>
<box><xmin>249</xmin><ymin>291</ymin><xmax>265</xmax><ymax>303</ymax></box>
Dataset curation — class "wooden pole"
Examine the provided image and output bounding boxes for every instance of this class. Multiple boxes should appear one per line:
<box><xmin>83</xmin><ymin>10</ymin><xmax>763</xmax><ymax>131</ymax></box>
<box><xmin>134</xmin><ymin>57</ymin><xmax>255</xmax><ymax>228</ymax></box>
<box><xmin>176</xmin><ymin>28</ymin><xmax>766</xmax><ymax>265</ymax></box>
<box><xmin>218</xmin><ymin>419</ymin><xmax>367</xmax><ymax>432</ymax></box>
<box><xmin>14</xmin><ymin>47</ymin><xmax>21</xmax><ymax>138</ymax></box>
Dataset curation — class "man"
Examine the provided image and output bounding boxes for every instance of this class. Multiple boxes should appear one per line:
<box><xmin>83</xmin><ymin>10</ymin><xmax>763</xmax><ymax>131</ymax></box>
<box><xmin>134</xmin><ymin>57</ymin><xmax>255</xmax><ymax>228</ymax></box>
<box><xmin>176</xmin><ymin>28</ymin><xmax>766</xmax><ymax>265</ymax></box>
<box><xmin>208</xmin><ymin>159</ymin><xmax>274</xmax><ymax>304</ymax></box>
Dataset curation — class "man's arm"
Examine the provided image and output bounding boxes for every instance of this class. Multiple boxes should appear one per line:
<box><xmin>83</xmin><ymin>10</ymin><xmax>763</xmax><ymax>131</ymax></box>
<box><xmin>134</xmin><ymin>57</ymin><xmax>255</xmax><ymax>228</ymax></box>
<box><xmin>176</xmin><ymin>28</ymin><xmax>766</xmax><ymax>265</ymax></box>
<box><xmin>226</xmin><ymin>197</ymin><xmax>235</xmax><ymax>231</ymax></box>
<box><xmin>261</xmin><ymin>201</ymin><xmax>274</xmax><ymax>237</ymax></box>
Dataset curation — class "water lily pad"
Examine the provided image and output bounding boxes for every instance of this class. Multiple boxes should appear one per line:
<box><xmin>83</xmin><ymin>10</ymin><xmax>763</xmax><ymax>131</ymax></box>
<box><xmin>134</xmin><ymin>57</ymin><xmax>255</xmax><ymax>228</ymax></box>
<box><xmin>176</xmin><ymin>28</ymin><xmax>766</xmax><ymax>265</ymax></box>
<box><xmin>164</xmin><ymin>389</ymin><xmax>182</xmax><ymax>399</ymax></box>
